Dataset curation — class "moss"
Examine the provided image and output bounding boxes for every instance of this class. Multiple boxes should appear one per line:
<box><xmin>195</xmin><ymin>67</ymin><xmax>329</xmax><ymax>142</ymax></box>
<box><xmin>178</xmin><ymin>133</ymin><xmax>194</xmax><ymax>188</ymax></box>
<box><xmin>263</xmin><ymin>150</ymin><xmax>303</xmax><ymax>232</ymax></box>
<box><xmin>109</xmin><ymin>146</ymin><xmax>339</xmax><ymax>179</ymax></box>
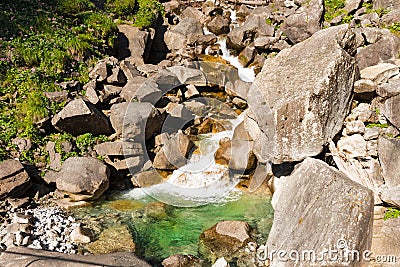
<box><xmin>366</xmin><ymin>123</ymin><xmax>389</xmax><ymax>129</ymax></box>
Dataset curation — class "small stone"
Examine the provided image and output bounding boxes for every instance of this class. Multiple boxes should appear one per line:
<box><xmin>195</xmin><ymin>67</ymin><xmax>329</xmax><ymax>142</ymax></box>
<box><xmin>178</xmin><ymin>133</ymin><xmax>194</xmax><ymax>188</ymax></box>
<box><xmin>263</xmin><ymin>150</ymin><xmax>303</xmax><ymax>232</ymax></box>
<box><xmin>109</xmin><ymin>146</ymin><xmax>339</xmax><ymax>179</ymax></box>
<box><xmin>364</xmin><ymin>126</ymin><xmax>380</xmax><ymax>140</ymax></box>
<box><xmin>70</xmin><ymin>226</ymin><xmax>91</xmax><ymax>244</ymax></box>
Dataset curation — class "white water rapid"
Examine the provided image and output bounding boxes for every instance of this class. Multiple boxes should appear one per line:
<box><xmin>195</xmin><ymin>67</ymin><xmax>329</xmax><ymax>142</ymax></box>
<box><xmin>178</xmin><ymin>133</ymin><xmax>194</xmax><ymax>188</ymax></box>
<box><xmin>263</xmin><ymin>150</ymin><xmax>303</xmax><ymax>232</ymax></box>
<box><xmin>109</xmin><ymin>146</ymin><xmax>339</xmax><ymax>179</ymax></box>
<box><xmin>124</xmin><ymin>115</ymin><xmax>245</xmax><ymax>207</ymax></box>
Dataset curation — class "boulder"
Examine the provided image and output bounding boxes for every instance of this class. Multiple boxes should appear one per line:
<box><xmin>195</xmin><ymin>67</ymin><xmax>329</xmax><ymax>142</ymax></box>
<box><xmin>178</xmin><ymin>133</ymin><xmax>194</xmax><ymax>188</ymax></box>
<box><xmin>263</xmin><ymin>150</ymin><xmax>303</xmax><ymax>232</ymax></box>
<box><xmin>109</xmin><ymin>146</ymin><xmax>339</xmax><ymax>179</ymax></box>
<box><xmin>94</xmin><ymin>141</ymin><xmax>144</xmax><ymax>157</ymax></box>
<box><xmin>115</xmin><ymin>24</ymin><xmax>150</xmax><ymax>65</ymax></box>
<box><xmin>227</xmin><ymin>8</ymin><xmax>274</xmax><ymax>50</ymax></box>
<box><xmin>132</xmin><ymin>169</ymin><xmax>164</xmax><ymax>188</ymax></box>
<box><xmin>281</xmin><ymin>0</ymin><xmax>324</xmax><ymax>43</ymax></box>
<box><xmin>180</xmin><ymin>6</ymin><xmax>204</xmax><ymax>22</ymax></box>
<box><xmin>164</xmin><ymin>18</ymin><xmax>203</xmax><ymax>51</ymax></box>
<box><xmin>0</xmin><ymin>247</ymin><xmax>151</xmax><ymax>267</ymax></box>
<box><xmin>207</xmin><ymin>16</ymin><xmax>230</xmax><ymax>35</ymax></box>
<box><xmin>168</xmin><ymin>66</ymin><xmax>207</xmax><ymax>85</ymax></box>
<box><xmin>120</xmin><ymin>76</ymin><xmax>148</xmax><ymax>101</ymax></box>
<box><xmin>56</xmin><ymin>157</ymin><xmax>110</xmax><ymax>201</ymax></box>
<box><xmin>238</xmin><ymin>46</ymin><xmax>256</xmax><ymax>67</ymax></box>
<box><xmin>345</xmin><ymin>120</ymin><xmax>366</xmax><ymax>135</ymax></box>
<box><xmin>337</xmin><ymin>134</ymin><xmax>367</xmax><ymax>158</ymax></box>
<box><xmin>377</xmin><ymin>79</ymin><xmax>400</xmax><ymax>98</ymax></box>
<box><xmin>153</xmin><ymin>132</ymin><xmax>194</xmax><ymax>170</ymax></box>
<box><xmin>110</xmin><ymin>102</ymin><xmax>163</xmax><ymax>140</ymax></box>
<box><xmin>200</xmin><ymin>221</ymin><xmax>252</xmax><ymax>261</ymax></box>
<box><xmin>380</xmin><ymin>186</ymin><xmax>400</xmax><ymax>208</ymax></box>
<box><xmin>353</xmin><ymin>79</ymin><xmax>376</xmax><ymax>101</ymax></box>
<box><xmin>382</xmin><ymin>94</ymin><xmax>400</xmax><ymax>129</ymax></box>
<box><xmin>373</xmin><ymin>0</ymin><xmax>400</xmax><ymax>10</ymax></box>
<box><xmin>0</xmin><ymin>160</ymin><xmax>31</xmax><ymax>200</ymax></box>
<box><xmin>51</xmin><ymin>99</ymin><xmax>113</xmax><ymax>136</ymax></box>
<box><xmin>162</xmin><ymin>254</ymin><xmax>202</xmax><ymax>267</ymax></box>
<box><xmin>267</xmin><ymin>158</ymin><xmax>374</xmax><ymax>266</ymax></box>
<box><xmin>247</xmin><ymin>25</ymin><xmax>357</xmax><ymax>164</ymax></box>
<box><xmin>378</xmin><ymin>136</ymin><xmax>400</xmax><ymax>187</ymax></box>
<box><xmin>360</xmin><ymin>63</ymin><xmax>399</xmax><ymax>84</ymax></box>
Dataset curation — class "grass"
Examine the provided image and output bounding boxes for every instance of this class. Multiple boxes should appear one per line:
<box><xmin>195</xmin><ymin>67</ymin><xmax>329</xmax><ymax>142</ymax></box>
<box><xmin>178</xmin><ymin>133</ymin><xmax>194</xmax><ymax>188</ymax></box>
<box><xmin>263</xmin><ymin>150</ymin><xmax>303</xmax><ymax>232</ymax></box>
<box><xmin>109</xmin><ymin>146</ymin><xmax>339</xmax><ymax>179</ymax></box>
<box><xmin>366</xmin><ymin>123</ymin><xmax>389</xmax><ymax>129</ymax></box>
<box><xmin>384</xmin><ymin>207</ymin><xmax>400</xmax><ymax>220</ymax></box>
<box><xmin>0</xmin><ymin>0</ymin><xmax>163</xmax><ymax>163</ymax></box>
<box><xmin>324</xmin><ymin>0</ymin><xmax>347</xmax><ymax>22</ymax></box>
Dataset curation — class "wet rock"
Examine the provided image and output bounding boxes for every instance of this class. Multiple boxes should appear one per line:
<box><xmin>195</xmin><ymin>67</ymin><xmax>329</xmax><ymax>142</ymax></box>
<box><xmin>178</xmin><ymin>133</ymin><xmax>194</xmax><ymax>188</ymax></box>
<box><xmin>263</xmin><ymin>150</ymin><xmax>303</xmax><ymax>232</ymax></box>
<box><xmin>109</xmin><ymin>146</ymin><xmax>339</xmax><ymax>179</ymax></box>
<box><xmin>52</xmin><ymin>99</ymin><xmax>113</xmax><ymax>136</ymax></box>
<box><xmin>281</xmin><ymin>0</ymin><xmax>323</xmax><ymax>43</ymax></box>
<box><xmin>115</xmin><ymin>25</ymin><xmax>149</xmax><ymax>65</ymax></box>
<box><xmin>248</xmin><ymin>25</ymin><xmax>357</xmax><ymax>164</ymax></box>
<box><xmin>360</xmin><ymin>63</ymin><xmax>399</xmax><ymax>84</ymax></box>
<box><xmin>153</xmin><ymin>131</ymin><xmax>194</xmax><ymax>170</ymax></box>
<box><xmin>110</xmin><ymin>102</ymin><xmax>163</xmax><ymax>140</ymax></box>
<box><xmin>132</xmin><ymin>170</ymin><xmax>164</xmax><ymax>188</ymax></box>
<box><xmin>162</xmin><ymin>254</ymin><xmax>202</xmax><ymax>267</ymax></box>
<box><xmin>377</xmin><ymin>79</ymin><xmax>400</xmax><ymax>98</ymax></box>
<box><xmin>238</xmin><ymin>46</ymin><xmax>255</xmax><ymax>67</ymax></box>
<box><xmin>267</xmin><ymin>158</ymin><xmax>374</xmax><ymax>267</ymax></box>
<box><xmin>207</xmin><ymin>15</ymin><xmax>230</xmax><ymax>35</ymax></box>
<box><xmin>337</xmin><ymin>134</ymin><xmax>367</xmax><ymax>158</ymax></box>
<box><xmin>382</xmin><ymin>94</ymin><xmax>400</xmax><ymax>129</ymax></box>
<box><xmin>0</xmin><ymin>247</ymin><xmax>151</xmax><ymax>267</ymax></box>
<box><xmin>378</xmin><ymin>136</ymin><xmax>400</xmax><ymax>187</ymax></box>
<box><xmin>86</xmin><ymin>224</ymin><xmax>135</xmax><ymax>254</ymax></box>
<box><xmin>0</xmin><ymin>160</ymin><xmax>31</xmax><ymax>200</ymax></box>
<box><xmin>56</xmin><ymin>157</ymin><xmax>110</xmax><ymax>201</ymax></box>
<box><xmin>200</xmin><ymin>221</ymin><xmax>252</xmax><ymax>262</ymax></box>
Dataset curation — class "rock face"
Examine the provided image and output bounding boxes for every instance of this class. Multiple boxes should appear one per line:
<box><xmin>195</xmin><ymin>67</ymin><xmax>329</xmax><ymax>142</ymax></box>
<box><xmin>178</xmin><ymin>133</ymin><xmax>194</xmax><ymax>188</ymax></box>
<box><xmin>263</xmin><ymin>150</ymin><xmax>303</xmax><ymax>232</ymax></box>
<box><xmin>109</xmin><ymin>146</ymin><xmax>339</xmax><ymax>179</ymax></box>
<box><xmin>200</xmin><ymin>221</ymin><xmax>252</xmax><ymax>262</ymax></box>
<box><xmin>0</xmin><ymin>247</ymin><xmax>151</xmax><ymax>267</ymax></box>
<box><xmin>371</xmin><ymin>217</ymin><xmax>400</xmax><ymax>267</ymax></box>
<box><xmin>281</xmin><ymin>0</ymin><xmax>324</xmax><ymax>43</ymax></box>
<box><xmin>52</xmin><ymin>99</ymin><xmax>113</xmax><ymax>136</ymax></box>
<box><xmin>56</xmin><ymin>157</ymin><xmax>110</xmax><ymax>201</ymax></box>
<box><xmin>383</xmin><ymin>94</ymin><xmax>400</xmax><ymax>129</ymax></box>
<box><xmin>267</xmin><ymin>158</ymin><xmax>374</xmax><ymax>266</ymax></box>
<box><xmin>378</xmin><ymin>136</ymin><xmax>400</xmax><ymax>187</ymax></box>
<box><xmin>247</xmin><ymin>25</ymin><xmax>358</xmax><ymax>164</ymax></box>
<box><xmin>0</xmin><ymin>160</ymin><xmax>31</xmax><ymax>200</ymax></box>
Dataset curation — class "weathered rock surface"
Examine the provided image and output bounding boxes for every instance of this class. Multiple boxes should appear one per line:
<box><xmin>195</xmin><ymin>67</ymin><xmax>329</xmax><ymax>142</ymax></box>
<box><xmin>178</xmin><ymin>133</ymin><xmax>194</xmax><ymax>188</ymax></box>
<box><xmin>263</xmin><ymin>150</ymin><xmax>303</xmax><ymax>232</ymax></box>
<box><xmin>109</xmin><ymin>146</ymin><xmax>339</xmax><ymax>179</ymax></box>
<box><xmin>115</xmin><ymin>25</ymin><xmax>150</xmax><ymax>65</ymax></box>
<box><xmin>207</xmin><ymin>15</ymin><xmax>230</xmax><ymax>35</ymax></box>
<box><xmin>0</xmin><ymin>160</ymin><xmax>31</xmax><ymax>200</ymax></box>
<box><xmin>281</xmin><ymin>0</ymin><xmax>324</xmax><ymax>43</ymax></box>
<box><xmin>360</xmin><ymin>63</ymin><xmax>399</xmax><ymax>84</ymax></box>
<box><xmin>164</xmin><ymin>18</ymin><xmax>203</xmax><ymax>51</ymax></box>
<box><xmin>337</xmin><ymin>134</ymin><xmax>367</xmax><ymax>158</ymax></box>
<box><xmin>153</xmin><ymin>132</ymin><xmax>194</xmax><ymax>170</ymax></box>
<box><xmin>56</xmin><ymin>157</ymin><xmax>110</xmax><ymax>201</ymax></box>
<box><xmin>52</xmin><ymin>99</ymin><xmax>113</xmax><ymax>136</ymax></box>
<box><xmin>247</xmin><ymin>25</ymin><xmax>357</xmax><ymax>164</ymax></box>
<box><xmin>200</xmin><ymin>221</ymin><xmax>252</xmax><ymax>262</ymax></box>
<box><xmin>380</xmin><ymin>186</ymin><xmax>400</xmax><ymax>208</ymax></box>
<box><xmin>382</xmin><ymin>94</ymin><xmax>400</xmax><ymax>129</ymax></box>
<box><xmin>378</xmin><ymin>136</ymin><xmax>400</xmax><ymax>187</ymax></box>
<box><xmin>267</xmin><ymin>158</ymin><xmax>374</xmax><ymax>266</ymax></box>
<box><xmin>377</xmin><ymin>79</ymin><xmax>400</xmax><ymax>98</ymax></box>
<box><xmin>0</xmin><ymin>247</ymin><xmax>151</xmax><ymax>267</ymax></box>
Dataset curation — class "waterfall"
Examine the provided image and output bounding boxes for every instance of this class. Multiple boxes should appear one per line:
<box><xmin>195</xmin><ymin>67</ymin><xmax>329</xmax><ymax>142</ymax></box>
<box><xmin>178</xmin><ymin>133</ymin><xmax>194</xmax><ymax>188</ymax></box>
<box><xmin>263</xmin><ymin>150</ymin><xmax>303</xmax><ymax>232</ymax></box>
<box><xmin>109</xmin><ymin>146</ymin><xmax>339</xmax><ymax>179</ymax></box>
<box><xmin>124</xmin><ymin>115</ymin><xmax>244</xmax><ymax>207</ymax></box>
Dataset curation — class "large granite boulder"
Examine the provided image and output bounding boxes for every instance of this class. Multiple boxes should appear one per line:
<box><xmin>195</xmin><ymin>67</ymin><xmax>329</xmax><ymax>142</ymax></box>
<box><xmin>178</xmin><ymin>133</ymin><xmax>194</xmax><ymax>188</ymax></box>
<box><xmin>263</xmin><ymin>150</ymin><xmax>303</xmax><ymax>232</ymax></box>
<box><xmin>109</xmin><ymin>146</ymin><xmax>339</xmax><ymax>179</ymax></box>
<box><xmin>55</xmin><ymin>157</ymin><xmax>110</xmax><ymax>201</ymax></box>
<box><xmin>0</xmin><ymin>247</ymin><xmax>151</xmax><ymax>267</ymax></box>
<box><xmin>0</xmin><ymin>160</ymin><xmax>31</xmax><ymax>200</ymax></box>
<box><xmin>115</xmin><ymin>24</ymin><xmax>150</xmax><ymax>65</ymax></box>
<box><xmin>52</xmin><ymin>99</ymin><xmax>113</xmax><ymax>136</ymax></box>
<box><xmin>247</xmin><ymin>25</ymin><xmax>358</xmax><ymax>164</ymax></box>
<box><xmin>267</xmin><ymin>158</ymin><xmax>374</xmax><ymax>266</ymax></box>
<box><xmin>164</xmin><ymin>18</ymin><xmax>203</xmax><ymax>52</ymax></box>
<box><xmin>281</xmin><ymin>0</ymin><xmax>324</xmax><ymax>43</ymax></box>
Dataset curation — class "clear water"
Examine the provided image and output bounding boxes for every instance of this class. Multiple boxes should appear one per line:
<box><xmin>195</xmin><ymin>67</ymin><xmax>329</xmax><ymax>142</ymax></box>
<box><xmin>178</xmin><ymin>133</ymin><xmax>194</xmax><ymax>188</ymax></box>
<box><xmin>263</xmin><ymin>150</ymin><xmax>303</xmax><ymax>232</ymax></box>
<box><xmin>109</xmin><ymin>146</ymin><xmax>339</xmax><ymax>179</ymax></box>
<box><xmin>73</xmin><ymin>192</ymin><xmax>273</xmax><ymax>265</ymax></box>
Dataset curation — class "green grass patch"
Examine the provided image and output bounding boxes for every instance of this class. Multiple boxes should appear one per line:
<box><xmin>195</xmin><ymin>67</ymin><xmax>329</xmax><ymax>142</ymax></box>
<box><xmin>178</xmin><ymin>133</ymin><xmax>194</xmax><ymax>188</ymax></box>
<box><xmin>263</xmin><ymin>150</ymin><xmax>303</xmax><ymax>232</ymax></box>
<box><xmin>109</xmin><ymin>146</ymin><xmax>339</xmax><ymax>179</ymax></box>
<box><xmin>384</xmin><ymin>207</ymin><xmax>400</xmax><ymax>220</ymax></box>
<box><xmin>324</xmin><ymin>0</ymin><xmax>347</xmax><ymax>22</ymax></box>
<box><xmin>366</xmin><ymin>123</ymin><xmax>389</xmax><ymax>129</ymax></box>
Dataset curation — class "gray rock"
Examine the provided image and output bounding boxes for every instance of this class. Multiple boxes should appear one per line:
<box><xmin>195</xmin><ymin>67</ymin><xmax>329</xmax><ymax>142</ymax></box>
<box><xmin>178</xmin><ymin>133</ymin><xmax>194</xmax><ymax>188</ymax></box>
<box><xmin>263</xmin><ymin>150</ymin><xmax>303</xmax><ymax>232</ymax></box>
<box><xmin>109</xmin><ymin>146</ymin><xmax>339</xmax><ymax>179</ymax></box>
<box><xmin>373</xmin><ymin>0</ymin><xmax>400</xmax><ymax>10</ymax></box>
<box><xmin>120</xmin><ymin>76</ymin><xmax>147</xmax><ymax>102</ymax></box>
<box><xmin>132</xmin><ymin>169</ymin><xmax>164</xmax><ymax>188</ymax></box>
<box><xmin>344</xmin><ymin>0</ymin><xmax>362</xmax><ymax>12</ymax></box>
<box><xmin>382</xmin><ymin>94</ymin><xmax>400</xmax><ymax>129</ymax></box>
<box><xmin>56</xmin><ymin>157</ymin><xmax>110</xmax><ymax>201</ymax></box>
<box><xmin>106</xmin><ymin>66</ymin><xmax>127</xmax><ymax>85</ymax></box>
<box><xmin>43</xmin><ymin>91</ymin><xmax>68</xmax><ymax>103</ymax></box>
<box><xmin>364</xmin><ymin>126</ymin><xmax>380</xmax><ymax>140</ymax></box>
<box><xmin>0</xmin><ymin>160</ymin><xmax>31</xmax><ymax>200</ymax></box>
<box><xmin>0</xmin><ymin>246</ymin><xmax>151</xmax><ymax>267</ymax></box>
<box><xmin>378</xmin><ymin>136</ymin><xmax>400</xmax><ymax>187</ymax></box>
<box><xmin>380</xmin><ymin>186</ymin><xmax>400</xmax><ymax>208</ymax></box>
<box><xmin>153</xmin><ymin>132</ymin><xmax>194</xmax><ymax>170</ymax></box>
<box><xmin>115</xmin><ymin>25</ymin><xmax>149</xmax><ymax>65</ymax></box>
<box><xmin>164</xmin><ymin>18</ymin><xmax>203</xmax><ymax>51</ymax></box>
<box><xmin>360</xmin><ymin>63</ymin><xmax>399</xmax><ymax>84</ymax></box>
<box><xmin>248</xmin><ymin>25</ymin><xmax>357</xmax><ymax>164</ymax></box>
<box><xmin>168</xmin><ymin>66</ymin><xmax>207</xmax><ymax>85</ymax></box>
<box><xmin>381</xmin><ymin>9</ymin><xmax>400</xmax><ymax>25</ymax></box>
<box><xmin>337</xmin><ymin>134</ymin><xmax>367</xmax><ymax>158</ymax></box>
<box><xmin>238</xmin><ymin>46</ymin><xmax>256</xmax><ymax>67</ymax></box>
<box><xmin>180</xmin><ymin>6</ymin><xmax>204</xmax><ymax>22</ymax></box>
<box><xmin>353</xmin><ymin>79</ymin><xmax>376</xmax><ymax>101</ymax></box>
<box><xmin>281</xmin><ymin>0</ymin><xmax>323</xmax><ymax>43</ymax></box>
<box><xmin>94</xmin><ymin>141</ymin><xmax>143</xmax><ymax>157</ymax></box>
<box><xmin>110</xmin><ymin>102</ymin><xmax>163</xmax><ymax>140</ymax></box>
<box><xmin>377</xmin><ymin>79</ymin><xmax>400</xmax><ymax>98</ymax></box>
<box><xmin>345</xmin><ymin>120</ymin><xmax>366</xmax><ymax>135</ymax></box>
<box><xmin>51</xmin><ymin>99</ymin><xmax>113</xmax><ymax>136</ymax></box>
<box><xmin>267</xmin><ymin>158</ymin><xmax>374</xmax><ymax>267</ymax></box>
<box><xmin>207</xmin><ymin>16</ymin><xmax>230</xmax><ymax>35</ymax></box>
<box><xmin>89</xmin><ymin>61</ymin><xmax>108</xmax><ymax>82</ymax></box>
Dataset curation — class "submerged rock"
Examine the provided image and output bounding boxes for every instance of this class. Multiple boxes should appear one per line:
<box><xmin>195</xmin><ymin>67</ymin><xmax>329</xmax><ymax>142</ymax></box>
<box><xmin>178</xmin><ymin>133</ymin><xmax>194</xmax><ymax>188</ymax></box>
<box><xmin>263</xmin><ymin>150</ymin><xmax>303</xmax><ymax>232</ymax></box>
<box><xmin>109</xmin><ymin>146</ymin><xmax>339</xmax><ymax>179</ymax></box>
<box><xmin>247</xmin><ymin>25</ymin><xmax>358</xmax><ymax>164</ymax></box>
<box><xmin>267</xmin><ymin>158</ymin><xmax>373</xmax><ymax>266</ymax></box>
<box><xmin>86</xmin><ymin>224</ymin><xmax>135</xmax><ymax>254</ymax></box>
<box><xmin>162</xmin><ymin>254</ymin><xmax>202</xmax><ymax>267</ymax></box>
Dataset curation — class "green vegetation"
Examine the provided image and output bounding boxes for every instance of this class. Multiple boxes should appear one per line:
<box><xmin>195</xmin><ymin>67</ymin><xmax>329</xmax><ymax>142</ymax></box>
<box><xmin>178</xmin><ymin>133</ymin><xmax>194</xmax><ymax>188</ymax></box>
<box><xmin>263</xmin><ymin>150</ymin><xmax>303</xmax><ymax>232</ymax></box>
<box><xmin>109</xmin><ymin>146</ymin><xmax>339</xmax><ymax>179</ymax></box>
<box><xmin>324</xmin><ymin>0</ymin><xmax>347</xmax><ymax>22</ymax></box>
<box><xmin>366</xmin><ymin>123</ymin><xmax>389</xmax><ymax>129</ymax></box>
<box><xmin>384</xmin><ymin>207</ymin><xmax>400</xmax><ymax>220</ymax></box>
<box><xmin>386</xmin><ymin>23</ymin><xmax>400</xmax><ymax>35</ymax></box>
<box><xmin>0</xmin><ymin>0</ymin><xmax>163</xmax><ymax>163</ymax></box>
